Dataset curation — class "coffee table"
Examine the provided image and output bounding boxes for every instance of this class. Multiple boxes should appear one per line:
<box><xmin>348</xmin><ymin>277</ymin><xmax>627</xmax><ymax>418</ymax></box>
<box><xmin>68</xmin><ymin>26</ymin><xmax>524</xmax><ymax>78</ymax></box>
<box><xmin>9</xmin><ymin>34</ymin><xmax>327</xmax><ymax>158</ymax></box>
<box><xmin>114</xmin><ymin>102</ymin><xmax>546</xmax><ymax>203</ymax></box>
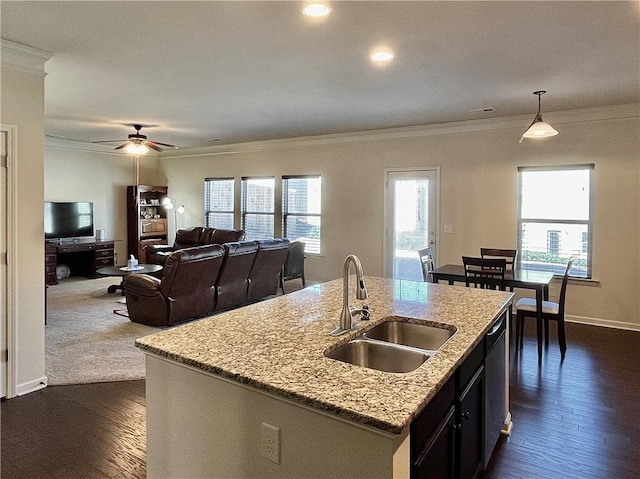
<box><xmin>97</xmin><ymin>264</ymin><xmax>163</xmax><ymax>295</ymax></box>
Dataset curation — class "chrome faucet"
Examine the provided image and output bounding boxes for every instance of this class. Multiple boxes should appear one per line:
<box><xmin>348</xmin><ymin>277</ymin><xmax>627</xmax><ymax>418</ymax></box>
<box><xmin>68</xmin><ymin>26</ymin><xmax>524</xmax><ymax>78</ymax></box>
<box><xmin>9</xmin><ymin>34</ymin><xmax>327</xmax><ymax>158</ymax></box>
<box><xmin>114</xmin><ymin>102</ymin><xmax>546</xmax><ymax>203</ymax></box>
<box><xmin>330</xmin><ymin>254</ymin><xmax>369</xmax><ymax>336</ymax></box>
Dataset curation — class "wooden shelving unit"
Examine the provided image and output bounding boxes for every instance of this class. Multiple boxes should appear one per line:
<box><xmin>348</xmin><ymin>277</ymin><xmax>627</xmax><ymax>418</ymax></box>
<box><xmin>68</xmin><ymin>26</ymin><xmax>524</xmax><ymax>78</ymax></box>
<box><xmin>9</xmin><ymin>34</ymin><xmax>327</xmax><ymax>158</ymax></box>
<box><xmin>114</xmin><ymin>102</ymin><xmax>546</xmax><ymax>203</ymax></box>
<box><xmin>127</xmin><ymin>185</ymin><xmax>169</xmax><ymax>263</ymax></box>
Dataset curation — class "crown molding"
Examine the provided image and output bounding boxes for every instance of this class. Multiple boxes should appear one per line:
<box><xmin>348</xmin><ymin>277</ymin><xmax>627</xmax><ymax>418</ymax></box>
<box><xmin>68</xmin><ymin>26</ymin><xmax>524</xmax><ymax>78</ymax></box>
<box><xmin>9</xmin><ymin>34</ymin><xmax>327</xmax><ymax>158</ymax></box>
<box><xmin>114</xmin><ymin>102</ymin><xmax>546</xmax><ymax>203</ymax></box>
<box><xmin>44</xmin><ymin>135</ymin><xmax>160</xmax><ymax>158</ymax></box>
<box><xmin>1</xmin><ymin>39</ymin><xmax>52</xmax><ymax>77</ymax></box>
<box><xmin>160</xmin><ymin>103</ymin><xmax>639</xmax><ymax>159</ymax></box>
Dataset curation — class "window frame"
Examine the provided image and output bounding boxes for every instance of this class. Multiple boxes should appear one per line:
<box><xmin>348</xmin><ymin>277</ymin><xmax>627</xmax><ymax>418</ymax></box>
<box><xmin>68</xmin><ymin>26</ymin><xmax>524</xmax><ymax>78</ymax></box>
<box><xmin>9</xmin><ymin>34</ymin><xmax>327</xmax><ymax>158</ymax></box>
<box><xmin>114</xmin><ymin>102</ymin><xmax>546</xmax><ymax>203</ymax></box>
<box><xmin>241</xmin><ymin>176</ymin><xmax>275</xmax><ymax>240</ymax></box>
<box><xmin>517</xmin><ymin>164</ymin><xmax>594</xmax><ymax>278</ymax></box>
<box><xmin>204</xmin><ymin>177</ymin><xmax>235</xmax><ymax>229</ymax></box>
<box><xmin>282</xmin><ymin>175</ymin><xmax>322</xmax><ymax>255</ymax></box>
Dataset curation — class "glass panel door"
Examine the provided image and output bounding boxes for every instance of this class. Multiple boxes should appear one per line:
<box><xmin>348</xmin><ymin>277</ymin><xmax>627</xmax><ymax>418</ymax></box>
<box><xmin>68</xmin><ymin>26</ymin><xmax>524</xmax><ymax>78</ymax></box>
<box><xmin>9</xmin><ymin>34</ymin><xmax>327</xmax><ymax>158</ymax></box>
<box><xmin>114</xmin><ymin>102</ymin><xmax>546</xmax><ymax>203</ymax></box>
<box><xmin>385</xmin><ymin>169</ymin><xmax>438</xmax><ymax>280</ymax></box>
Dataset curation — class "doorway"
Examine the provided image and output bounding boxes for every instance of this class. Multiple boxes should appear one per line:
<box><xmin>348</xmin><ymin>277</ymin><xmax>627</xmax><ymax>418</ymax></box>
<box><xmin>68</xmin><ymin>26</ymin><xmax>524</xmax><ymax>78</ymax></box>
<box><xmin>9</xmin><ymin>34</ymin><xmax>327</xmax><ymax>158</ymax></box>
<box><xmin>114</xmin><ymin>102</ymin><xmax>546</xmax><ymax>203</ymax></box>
<box><xmin>384</xmin><ymin>168</ymin><xmax>439</xmax><ymax>280</ymax></box>
<box><xmin>1</xmin><ymin>128</ymin><xmax>9</xmax><ymax>397</ymax></box>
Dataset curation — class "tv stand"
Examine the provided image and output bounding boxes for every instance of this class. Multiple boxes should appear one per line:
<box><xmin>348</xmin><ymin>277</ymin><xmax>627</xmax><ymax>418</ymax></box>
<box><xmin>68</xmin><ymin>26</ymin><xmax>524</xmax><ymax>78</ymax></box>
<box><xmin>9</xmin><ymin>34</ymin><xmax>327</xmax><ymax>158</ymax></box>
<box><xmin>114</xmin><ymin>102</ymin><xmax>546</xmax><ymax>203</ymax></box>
<box><xmin>45</xmin><ymin>239</ymin><xmax>115</xmax><ymax>285</ymax></box>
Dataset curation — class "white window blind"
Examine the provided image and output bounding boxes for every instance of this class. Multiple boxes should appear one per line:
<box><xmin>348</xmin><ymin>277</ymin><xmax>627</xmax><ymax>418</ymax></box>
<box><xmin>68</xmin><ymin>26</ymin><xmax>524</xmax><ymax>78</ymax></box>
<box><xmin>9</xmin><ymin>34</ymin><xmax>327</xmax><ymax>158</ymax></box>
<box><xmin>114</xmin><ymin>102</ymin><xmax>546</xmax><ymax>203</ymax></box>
<box><xmin>517</xmin><ymin>165</ymin><xmax>594</xmax><ymax>278</ymax></box>
<box><xmin>282</xmin><ymin>175</ymin><xmax>321</xmax><ymax>254</ymax></box>
<box><xmin>241</xmin><ymin>177</ymin><xmax>275</xmax><ymax>240</ymax></box>
<box><xmin>204</xmin><ymin>178</ymin><xmax>235</xmax><ymax>229</ymax></box>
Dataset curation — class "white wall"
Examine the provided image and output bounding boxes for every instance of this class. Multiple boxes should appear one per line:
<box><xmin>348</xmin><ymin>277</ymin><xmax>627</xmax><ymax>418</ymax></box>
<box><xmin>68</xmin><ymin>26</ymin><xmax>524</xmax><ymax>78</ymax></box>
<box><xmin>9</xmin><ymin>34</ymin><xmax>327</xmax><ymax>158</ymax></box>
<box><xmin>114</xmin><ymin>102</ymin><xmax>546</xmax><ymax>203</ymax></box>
<box><xmin>1</xmin><ymin>45</ymin><xmax>49</xmax><ymax>395</ymax></box>
<box><xmin>158</xmin><ymin>106</ymin><xmax>639</xmax><ymax>329</ymax></box>
<box><xmin>44</xmin><ymin>146</ymin><xmax>163</xmax><ymax>264</ymax></box>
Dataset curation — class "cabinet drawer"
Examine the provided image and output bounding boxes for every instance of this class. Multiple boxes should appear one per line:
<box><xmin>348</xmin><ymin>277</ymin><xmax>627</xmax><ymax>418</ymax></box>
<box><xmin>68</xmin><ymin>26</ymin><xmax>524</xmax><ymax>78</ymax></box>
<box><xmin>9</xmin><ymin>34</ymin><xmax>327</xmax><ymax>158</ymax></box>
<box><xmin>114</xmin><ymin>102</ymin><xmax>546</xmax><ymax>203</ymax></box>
<box><xmin>141</xmin><ymin>219</ymin><xmax>167</xmax><ymax>234</ymax></box>
<box><xmin>58</xmin><ymin>244</ymin><xmax>95</xmax><ymax>253</ymax></box>
<box><xmin>411</xmin><ymin>375</ymin><xmax>455</xmax><ymax>456</ymax></box>
<box><xmin>95</xmin><ymin>242</ymin><xmax>114</xmax><ymax>250</ymax></box>
<box><xmin>95</xmin><ymin>249</ymin><xmax>114</xmax><ymax>259</ymax></box>
<box><xmin>95</xmin><ymin>258</ymin><xmax>114</xmax><ymax>267</ymax></box>
<box><xmin>458</xmin><ymin>340</ymin><xmax>484</xmax><ymax>390</ymax></box>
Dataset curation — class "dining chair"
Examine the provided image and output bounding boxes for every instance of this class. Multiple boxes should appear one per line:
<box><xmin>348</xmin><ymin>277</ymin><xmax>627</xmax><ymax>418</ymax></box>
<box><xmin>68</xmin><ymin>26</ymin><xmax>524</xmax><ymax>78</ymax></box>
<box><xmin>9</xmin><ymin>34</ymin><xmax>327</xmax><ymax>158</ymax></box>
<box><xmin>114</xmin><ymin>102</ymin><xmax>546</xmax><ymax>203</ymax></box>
<box><xmin>462</xmin><ymin>256</ymin><xmax>507</xmax><ymax>290</ymax></box>
<box><xmin>481</xmin><ymin>248</ymin><xmax>518</xmax><ymax>337</ymax></box>
<box><xmin>417</xmin><ymin>246</ymin><xmax>435</xmax><ymax>282</ymax></box>
<box><xmin>515</xmin><ymin>257</ymin><xmax>575</xmax><ymax>360</ymax></box>
<box><xmin>480</xmin><ymin>248</ymin><xmax>518</xmax><ymax>272</ymax></box>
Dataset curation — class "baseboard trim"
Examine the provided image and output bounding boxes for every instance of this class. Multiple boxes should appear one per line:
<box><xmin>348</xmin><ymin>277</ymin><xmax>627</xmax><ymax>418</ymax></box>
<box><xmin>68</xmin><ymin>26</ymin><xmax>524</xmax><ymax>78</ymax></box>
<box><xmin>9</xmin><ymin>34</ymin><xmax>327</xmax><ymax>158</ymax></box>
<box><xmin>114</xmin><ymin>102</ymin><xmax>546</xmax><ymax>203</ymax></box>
<box><xmin>566</xmin><ymin>315</ymin><xmax>640</xmax><ymax>332</ymax></box>
<box><xmin>16</xmin><ymin>376</ymin><xmax>48</xmax><ymax>396</ymax></box>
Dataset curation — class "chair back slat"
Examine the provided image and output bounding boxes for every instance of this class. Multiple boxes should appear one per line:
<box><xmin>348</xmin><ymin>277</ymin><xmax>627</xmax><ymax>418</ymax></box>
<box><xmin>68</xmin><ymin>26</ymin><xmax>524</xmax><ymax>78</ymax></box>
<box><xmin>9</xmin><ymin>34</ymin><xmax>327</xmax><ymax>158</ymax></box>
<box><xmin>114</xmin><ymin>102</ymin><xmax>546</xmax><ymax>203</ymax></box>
<box><xmin>462</xmin><ymin>256</ymin><xmax>506</xmax><ymax>290</ymax></box>
<box><xmin>557</xmin><ymin>257</ymin><xmax>576</xmax><ymax>317</ymax></box>
<box><xmin>480</xmin><ymin>248</ymin><xmax>518</xmax><ymax>271</ymax></box>
<box><xmin>417</xmin><ymin>247</ymin><xmax>435</xmax><ymax>282</ymax></box>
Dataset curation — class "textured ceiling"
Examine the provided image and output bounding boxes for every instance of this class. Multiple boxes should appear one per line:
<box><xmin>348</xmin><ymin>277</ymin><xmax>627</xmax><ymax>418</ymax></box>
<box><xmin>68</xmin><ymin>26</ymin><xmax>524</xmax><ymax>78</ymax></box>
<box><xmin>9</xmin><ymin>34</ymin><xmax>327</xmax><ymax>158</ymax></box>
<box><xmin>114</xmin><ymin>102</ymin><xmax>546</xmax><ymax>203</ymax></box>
<box><xmin>1</xmin><ymin>1</ymin><xmax>638</xmax><ymax>150</ymax></box>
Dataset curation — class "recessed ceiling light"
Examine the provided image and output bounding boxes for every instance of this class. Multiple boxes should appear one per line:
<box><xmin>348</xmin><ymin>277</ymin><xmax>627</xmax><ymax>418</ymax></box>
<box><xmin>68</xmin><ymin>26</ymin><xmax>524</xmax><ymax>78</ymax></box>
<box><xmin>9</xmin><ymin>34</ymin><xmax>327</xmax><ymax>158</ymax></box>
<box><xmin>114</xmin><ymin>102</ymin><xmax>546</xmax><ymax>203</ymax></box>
<box><xmin>370</xmin><ymin>50</ymin><xmax>395</xmax><ymax>63</ymax></box>
<box><xmin>302</xmin><ymin>3</ymin><xmax>332</xmax><ymax>18</ymax></box>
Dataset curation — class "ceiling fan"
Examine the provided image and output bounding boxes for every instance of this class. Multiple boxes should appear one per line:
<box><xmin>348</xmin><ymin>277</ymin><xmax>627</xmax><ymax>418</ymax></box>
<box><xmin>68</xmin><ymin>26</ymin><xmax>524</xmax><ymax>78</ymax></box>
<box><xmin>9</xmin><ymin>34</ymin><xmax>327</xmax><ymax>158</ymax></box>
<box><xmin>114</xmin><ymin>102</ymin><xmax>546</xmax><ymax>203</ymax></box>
<box><xmin>93</xmin><ymin>124</ymin><xmax>178</xmax><ymax>154</ymax></box>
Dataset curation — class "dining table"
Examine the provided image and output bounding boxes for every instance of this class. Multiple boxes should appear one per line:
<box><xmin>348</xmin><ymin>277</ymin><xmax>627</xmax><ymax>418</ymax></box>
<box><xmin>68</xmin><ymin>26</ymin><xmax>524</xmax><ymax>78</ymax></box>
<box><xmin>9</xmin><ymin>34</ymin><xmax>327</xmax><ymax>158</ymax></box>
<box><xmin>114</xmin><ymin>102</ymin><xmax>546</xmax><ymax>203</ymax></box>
<box><xmin>430</xmin><ymin>264</ymin><xmax>555</xmax><ymax>361</ymax></box>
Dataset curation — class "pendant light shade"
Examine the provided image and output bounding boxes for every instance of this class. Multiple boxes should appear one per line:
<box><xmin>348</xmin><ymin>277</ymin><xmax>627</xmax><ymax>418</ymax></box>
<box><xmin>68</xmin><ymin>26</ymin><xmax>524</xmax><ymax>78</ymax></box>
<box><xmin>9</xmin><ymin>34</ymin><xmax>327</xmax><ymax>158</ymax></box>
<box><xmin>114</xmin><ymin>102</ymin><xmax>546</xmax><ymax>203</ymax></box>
<box><xmin>519</xmin><ymin>91</ymin><xmax>558</xmax><ymax>143</ymax></box>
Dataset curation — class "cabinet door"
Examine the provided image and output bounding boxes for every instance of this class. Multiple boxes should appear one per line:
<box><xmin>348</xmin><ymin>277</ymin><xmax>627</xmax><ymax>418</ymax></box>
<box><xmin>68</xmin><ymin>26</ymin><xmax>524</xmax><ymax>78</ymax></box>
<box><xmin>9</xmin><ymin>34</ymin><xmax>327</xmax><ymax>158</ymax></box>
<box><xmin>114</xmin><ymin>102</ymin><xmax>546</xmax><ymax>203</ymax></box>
<box><xmin>413</xmin><ymin>406</ymin><xmax>456</xmax><ymax>479</ymax></box>
<box><xmin>458</xmin><ymin>366</ymin><xmax>485</xmax><ymax>479</ymax></box>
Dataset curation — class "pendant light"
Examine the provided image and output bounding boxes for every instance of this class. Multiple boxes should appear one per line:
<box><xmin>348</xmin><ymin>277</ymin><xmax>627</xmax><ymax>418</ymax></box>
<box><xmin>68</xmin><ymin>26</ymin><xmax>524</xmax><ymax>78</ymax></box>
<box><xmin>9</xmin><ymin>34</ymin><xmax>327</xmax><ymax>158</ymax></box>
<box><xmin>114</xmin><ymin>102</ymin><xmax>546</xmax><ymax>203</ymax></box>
<box><xmin>519</xmin><ymin>90</ymin><xmax>558</xmax><ymax>143</ymax></box>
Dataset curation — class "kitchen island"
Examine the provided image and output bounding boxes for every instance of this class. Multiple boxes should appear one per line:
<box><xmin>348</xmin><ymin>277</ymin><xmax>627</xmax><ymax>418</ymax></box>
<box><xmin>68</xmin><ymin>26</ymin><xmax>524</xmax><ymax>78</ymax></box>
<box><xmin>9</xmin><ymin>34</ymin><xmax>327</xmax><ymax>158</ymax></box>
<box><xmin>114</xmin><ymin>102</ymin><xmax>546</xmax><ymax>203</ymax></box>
<box><xmin>136</xmin><ymin>276</ymin><xmax>513</xmax><ymax>478</ymax></box>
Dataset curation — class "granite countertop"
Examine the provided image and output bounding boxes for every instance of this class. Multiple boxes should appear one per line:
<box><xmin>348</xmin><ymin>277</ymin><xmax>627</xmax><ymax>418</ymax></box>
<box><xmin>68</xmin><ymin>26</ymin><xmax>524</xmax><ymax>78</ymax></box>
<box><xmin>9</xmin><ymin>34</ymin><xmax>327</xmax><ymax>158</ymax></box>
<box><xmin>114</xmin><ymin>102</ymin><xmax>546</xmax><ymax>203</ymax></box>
<box><xmin>136</xmin><ymin>276</ymin><xmax>513</xmax><ymax>434</ymax></box>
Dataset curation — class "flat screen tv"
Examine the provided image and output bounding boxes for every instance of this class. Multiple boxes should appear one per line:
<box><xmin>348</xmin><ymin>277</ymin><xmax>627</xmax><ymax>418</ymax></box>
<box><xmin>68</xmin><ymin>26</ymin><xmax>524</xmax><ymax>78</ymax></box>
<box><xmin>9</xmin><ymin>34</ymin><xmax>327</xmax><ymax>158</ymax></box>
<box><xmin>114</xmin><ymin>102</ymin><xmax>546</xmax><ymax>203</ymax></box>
<box><xmin>44</xmin><ymin>201</ymin><xmax>94</xmax><ymax>240</ymax></box>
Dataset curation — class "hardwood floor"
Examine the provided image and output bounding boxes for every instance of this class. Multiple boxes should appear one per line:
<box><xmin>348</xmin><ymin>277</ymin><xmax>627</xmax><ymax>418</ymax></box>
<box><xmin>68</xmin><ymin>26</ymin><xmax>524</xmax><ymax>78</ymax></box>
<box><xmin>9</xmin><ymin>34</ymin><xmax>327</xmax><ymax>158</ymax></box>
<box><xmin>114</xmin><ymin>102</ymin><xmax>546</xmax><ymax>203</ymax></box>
<box><xmin>1</xmin><ymin>380</ymin><xmax>146</xmax><ymax>478</ymax></box>
<box><xmin>486</xmin><ymin>321</ymin><xmax>640</xmax><ymax>479</ymax></box>
<box><xmin>2</xmin><ymin>322</ymin><xmax>638</xmax><ymax>478</ymax></box>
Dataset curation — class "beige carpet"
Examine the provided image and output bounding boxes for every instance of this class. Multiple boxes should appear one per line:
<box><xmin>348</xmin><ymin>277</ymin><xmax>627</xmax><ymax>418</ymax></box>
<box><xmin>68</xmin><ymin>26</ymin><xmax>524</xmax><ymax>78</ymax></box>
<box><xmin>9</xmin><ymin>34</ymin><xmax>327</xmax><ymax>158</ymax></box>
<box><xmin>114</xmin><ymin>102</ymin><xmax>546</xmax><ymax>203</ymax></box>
<box><xmin>45</xmin><ymin>277</ymin><xmax>164</xmax><ymax>385</ymax></box>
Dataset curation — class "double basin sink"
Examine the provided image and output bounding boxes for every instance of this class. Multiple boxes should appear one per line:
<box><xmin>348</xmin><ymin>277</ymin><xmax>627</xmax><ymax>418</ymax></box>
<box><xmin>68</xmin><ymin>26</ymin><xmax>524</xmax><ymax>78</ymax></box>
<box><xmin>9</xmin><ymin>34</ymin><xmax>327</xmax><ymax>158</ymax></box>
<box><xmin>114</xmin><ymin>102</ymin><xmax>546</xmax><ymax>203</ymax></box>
<box><xmin>325</xmin><ymin>317</ymin><xmax>456</xmax><ymax>373</ymax></box>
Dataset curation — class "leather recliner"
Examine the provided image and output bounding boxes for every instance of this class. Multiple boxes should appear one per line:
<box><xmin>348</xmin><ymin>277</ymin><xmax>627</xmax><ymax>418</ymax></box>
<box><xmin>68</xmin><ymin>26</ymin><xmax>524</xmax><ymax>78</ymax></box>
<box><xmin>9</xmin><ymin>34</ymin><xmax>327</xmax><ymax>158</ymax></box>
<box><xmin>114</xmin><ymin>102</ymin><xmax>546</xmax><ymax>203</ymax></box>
<box><xmin>146</xmin><ymin>226</ymin><xmax>244</xmax><ymax>267</ymax></box>
<box><xmin>247</xmin><ymin>238</ymin><xmax>291</xmax><ymax>303</ymax></box>
<box><xmin>214</xmin><ymin>241</ymin><xmax>260</xmax><ymax>311</ymax></box>
<box><xmin>124</xmin><ymin>244</ymin><xmax>225</xmax><ymax>326</ymax></box>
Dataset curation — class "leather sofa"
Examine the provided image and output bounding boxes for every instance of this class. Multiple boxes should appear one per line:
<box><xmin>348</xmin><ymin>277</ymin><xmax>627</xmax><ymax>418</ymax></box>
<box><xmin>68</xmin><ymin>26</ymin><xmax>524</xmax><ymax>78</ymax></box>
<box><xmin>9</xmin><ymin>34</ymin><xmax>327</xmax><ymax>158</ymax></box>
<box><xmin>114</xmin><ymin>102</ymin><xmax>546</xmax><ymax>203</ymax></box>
<box><xmin>146</xmin><ymin>226</ymin><xmax>245</xmax><ymax>267</ymax></box>
<box><xmin>124</xmin><ymin>244</ymin><xmax>225</xmax><ymax>326</ymax></box>
<box><xmin>247</xmin><ymin>239</ymin><xmax>291</xmax><ymax>302</ymax></box>
<box><xmin>215</xmin><ymin>241</ymin><xmax>260</xmax><ymax>311</ymax></box>
<box><xmin>125</xmin><ymin>238</ymin><xmax>291</xmax><ymax>326</ymax></box>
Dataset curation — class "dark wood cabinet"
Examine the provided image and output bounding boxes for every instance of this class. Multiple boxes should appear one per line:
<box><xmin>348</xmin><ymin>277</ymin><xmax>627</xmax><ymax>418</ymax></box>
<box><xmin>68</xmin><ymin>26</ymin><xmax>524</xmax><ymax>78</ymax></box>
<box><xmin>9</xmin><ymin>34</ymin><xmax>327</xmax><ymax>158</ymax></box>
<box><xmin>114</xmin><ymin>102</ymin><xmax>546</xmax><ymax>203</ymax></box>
<box><xmin>45</xmin><ymin>240</ymin><xmax>115</xmax><ymax>285</ymax></box>
<box><xmin>457</xmin><ymin>366</ymin><xmax>485</xmax><ymax>479</ymax></box>
<box><xmin>411</xmin><ymin>311</ymin><xmax>507</xmax><ymax>479</ymax></box>
<box><xmin>127</xmin><ymin>185</ymin><xmax>169</xmax><ymax>261</ymax></box>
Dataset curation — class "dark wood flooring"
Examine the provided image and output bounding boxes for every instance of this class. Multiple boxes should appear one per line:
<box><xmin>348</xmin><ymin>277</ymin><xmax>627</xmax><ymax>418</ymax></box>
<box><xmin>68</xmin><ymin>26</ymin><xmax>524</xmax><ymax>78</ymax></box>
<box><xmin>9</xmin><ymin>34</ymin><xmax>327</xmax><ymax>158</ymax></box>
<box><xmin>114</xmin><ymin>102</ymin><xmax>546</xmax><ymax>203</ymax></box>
<box><xmin>2</xmin><ymin>321</ymin><xmax>638</xmax><ymax>478</ymax></box>
<box><xmin>1</xmin><ymin>380</ymin><xmax>146</xmax><ymax>478</ymax></box>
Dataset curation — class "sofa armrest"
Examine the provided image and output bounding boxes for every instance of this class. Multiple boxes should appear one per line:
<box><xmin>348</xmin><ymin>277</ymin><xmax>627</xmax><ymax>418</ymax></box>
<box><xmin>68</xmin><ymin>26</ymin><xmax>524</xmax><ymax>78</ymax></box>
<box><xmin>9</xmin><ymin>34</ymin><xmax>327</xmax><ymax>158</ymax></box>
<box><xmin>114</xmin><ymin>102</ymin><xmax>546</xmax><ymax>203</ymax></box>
<box><xmin>146</xmin><ymin>244</ymin><xmax>175</xmax><ymax>255</ymax></box>
<box><xmin>124</xmin><ymin>274</ymin><xmax>161</xmax><ymax>295</ymax></box>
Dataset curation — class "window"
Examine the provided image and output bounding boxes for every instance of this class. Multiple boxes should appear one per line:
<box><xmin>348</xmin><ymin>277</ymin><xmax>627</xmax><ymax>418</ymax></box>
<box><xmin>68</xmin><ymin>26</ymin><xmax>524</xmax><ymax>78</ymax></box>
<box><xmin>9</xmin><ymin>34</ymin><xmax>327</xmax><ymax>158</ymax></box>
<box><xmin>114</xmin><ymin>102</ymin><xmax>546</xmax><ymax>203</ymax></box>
<box><xmin>204</xmin><ymin>178</ymin><xmax>235</xmax><ymax>229</ymax></box>
<box><xmin>517</xmin><ymin>164</ymin><xmax>594</xmax><ymax>278</ymax></box>
<box><xmin>241</xmin><ymin>177</ymin><xmax>275</xmax><ymax>240</ymax></box>
<box><xmin>282</xmin><ymin>175</ymin><xmax>322</xmax><ymax>254</ymax></box>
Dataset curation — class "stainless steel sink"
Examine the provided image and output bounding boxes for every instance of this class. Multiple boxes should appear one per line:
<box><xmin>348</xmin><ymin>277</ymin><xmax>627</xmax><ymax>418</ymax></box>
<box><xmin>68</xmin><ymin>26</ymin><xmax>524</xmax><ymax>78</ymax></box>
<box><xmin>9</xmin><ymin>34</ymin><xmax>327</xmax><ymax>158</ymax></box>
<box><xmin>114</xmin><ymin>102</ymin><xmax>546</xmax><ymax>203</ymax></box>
<box><xmin>325</xmin><ymin>317</ymin><xmax>457</xmax><ymax>373</ymax></box>
<box><xmin>363</xmin><ymin>319</ymin><xmax>456</xmax><ymax>352</ymax></box>
<box><xmin>325</xmin><ymin>338</ymin><xmax>430</xmax><ymax>373</ymax></box>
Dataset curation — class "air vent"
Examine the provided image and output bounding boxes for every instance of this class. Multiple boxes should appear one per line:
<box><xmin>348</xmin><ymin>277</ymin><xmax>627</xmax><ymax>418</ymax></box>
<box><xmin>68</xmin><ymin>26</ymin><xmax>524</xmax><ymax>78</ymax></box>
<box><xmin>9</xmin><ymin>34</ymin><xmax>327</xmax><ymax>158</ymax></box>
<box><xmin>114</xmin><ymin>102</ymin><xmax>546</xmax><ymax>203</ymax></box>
<box><xmin>470</xmin><ymin>108</ymin><xmax>496</xmax><ymax>113</ymax></box>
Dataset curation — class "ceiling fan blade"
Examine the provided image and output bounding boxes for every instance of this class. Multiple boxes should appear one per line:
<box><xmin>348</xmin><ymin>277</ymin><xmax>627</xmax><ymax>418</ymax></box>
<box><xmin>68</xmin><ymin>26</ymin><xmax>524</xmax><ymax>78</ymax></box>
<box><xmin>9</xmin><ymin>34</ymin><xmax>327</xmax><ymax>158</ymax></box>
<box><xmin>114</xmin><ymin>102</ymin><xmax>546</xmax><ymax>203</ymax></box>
<box><xmin>114</xmin><ymin>143</ymin><xmax>128</xmax><ymax>150</ymax></box>
<box><xmin>92</xmin><ymin>139</ymin><xmax>128</xmax><ymax>144</ymax></box>
<box><xmin>144</xmin><ymin>141</ymin><xmax>162</xmax><ymax>152</ymax></box>
<box><xmin>147</xmin><ymin>140</ymin><xmax>178</xmax><ymax>149</ymax></box>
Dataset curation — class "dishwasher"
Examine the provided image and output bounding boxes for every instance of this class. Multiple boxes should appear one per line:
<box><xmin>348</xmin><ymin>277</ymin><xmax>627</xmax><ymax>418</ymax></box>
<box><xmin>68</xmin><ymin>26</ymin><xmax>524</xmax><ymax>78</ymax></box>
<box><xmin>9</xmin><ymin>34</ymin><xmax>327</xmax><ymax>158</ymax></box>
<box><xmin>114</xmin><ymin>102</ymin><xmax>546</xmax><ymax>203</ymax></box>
<box><xmin>484</xmin><ymin>313</ymin><xmax>506</xmax><ymax>465</ymax></box>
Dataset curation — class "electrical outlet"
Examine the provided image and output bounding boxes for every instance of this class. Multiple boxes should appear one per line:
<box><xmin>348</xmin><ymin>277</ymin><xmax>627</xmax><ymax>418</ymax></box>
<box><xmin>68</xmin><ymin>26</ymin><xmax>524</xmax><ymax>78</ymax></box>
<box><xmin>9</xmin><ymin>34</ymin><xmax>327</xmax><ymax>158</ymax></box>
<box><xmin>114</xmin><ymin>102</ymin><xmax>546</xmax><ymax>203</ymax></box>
<box><xmin>261</xmin><ymin>422</ymin><xmax>280</xmax><ymax>464</ymax></box>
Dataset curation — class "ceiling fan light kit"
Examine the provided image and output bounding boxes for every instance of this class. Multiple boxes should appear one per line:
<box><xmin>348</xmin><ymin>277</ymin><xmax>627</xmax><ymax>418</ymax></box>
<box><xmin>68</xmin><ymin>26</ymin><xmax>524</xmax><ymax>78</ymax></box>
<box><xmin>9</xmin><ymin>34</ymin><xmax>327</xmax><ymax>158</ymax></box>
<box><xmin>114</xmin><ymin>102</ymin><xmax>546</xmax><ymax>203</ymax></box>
<box><xmin>519</xmin><ymin>90</ymin><xmax>558</xmax><ymax>143</ymax></box>
<box><xmin>93</xmin><ymin>124</ymin><xmax>178</xmax><ymax>153</ymax></box>
<box><xmin>125</xmin><ymin>143</ymin><xmax>150</xmax><ymax>155</ymax></box>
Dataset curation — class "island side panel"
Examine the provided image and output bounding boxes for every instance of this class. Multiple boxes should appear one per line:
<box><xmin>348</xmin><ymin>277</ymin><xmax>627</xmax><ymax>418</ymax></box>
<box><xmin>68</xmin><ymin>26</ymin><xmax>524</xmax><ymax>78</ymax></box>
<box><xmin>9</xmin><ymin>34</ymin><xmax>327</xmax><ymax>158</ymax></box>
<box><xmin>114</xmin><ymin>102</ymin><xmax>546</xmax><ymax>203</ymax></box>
<box><xmin>145</xmin><ymin>355</ymin><xmax>409</xmax><ymax>479</ymax></box>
